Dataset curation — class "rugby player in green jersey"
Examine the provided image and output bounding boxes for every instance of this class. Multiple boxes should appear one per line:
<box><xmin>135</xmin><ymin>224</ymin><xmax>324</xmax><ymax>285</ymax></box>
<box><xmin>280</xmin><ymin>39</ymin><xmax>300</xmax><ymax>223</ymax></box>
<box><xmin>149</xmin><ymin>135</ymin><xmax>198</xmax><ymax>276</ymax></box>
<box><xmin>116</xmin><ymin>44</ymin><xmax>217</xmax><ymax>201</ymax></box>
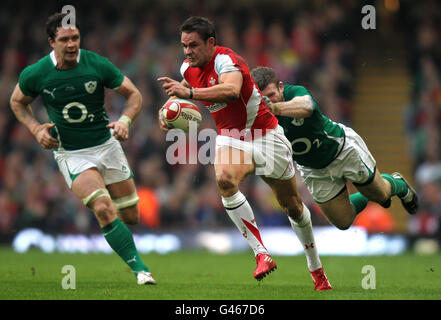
<box><xmin>9</xmin><ymin>12</ymin><xmax>156</xmax><ymax>285</ymax></box>
<box><xmin>251</xmin><ymin>66</ymin><xmax>418</xmax><ymax>231</ymax></box>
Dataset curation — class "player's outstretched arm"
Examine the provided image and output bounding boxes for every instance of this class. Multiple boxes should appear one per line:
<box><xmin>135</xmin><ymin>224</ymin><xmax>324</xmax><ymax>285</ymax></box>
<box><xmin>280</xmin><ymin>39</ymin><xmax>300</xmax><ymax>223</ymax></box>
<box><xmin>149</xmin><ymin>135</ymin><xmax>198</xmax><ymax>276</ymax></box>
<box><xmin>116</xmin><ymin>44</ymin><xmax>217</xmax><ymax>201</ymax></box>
<box><xmin>10</xmin><ymin>84</ymin><xmax>59</xmax><ymax>149</ymax></box>
<box><xmin>108</xmin><ymin>76</ymin><xmax>142</xmax><ymax>141</ymax></box>
<box><xmin>270</xmin><ymin>95</ymin><xmax>314</xmax><ymax>118</ymax></box>
<box><xmin>193</xmin><ymin>71</ymin><xmax>242</xmax><ymax>102</ymax></box>
<box><xmin>158</xmin><ymin>71</ymin><xmax>243</xmax><ymax>103</ymax></box>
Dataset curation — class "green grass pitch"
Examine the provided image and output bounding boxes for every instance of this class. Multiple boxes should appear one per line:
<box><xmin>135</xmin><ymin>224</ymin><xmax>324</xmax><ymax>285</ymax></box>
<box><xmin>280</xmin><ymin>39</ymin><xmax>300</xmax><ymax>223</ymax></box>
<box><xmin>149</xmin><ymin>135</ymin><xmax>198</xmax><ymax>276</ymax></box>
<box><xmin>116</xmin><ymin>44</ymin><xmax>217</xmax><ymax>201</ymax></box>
<box><xmin>0</xmin><ymin>247</ymin><xmax>440</xmax><ymax>300</ymax></box>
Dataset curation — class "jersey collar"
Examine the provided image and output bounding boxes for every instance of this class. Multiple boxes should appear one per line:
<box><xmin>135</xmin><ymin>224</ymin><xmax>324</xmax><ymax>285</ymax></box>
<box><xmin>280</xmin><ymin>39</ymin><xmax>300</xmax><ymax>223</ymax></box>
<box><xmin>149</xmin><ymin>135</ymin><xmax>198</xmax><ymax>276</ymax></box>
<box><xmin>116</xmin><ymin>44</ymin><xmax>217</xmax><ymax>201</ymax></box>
<box><xmin>49</xmin><ymin>49</ymin><xmax>81</xmax><ymax>67</ymax></box>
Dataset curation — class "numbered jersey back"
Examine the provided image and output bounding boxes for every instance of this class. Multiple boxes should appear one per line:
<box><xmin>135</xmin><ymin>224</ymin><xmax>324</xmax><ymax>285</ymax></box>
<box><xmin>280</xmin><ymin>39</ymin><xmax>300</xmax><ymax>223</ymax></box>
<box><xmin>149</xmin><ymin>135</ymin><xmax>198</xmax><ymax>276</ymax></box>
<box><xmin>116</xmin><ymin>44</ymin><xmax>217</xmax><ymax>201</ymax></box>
<box><xmin>18</xmin><ymin>49</ymin><xmax>124</xmax><ymax>150</ymax></box>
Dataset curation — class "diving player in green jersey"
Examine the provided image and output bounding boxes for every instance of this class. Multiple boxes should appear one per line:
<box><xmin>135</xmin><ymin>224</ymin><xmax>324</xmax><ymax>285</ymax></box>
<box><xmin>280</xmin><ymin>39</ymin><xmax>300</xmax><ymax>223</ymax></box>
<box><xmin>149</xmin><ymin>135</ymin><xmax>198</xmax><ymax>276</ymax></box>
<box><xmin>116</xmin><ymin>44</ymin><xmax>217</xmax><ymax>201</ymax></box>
<box><xmin>251</xmin><ymin>66</ymin><xmax>418</xmax><ymax>230</ymax></box>
<box><xmin>9</xmin><ymin>12</ymin><xmax>156</xmax><ymax>285</ymax></box>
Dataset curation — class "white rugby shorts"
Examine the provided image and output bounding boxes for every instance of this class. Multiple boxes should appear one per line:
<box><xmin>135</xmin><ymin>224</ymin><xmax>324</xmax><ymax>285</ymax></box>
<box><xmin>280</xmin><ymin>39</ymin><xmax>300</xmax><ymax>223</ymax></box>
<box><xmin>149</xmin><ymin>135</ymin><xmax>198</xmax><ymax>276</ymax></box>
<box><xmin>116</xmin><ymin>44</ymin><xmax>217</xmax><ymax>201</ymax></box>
<box><xmin>215</xmin><ymin>125</ymin><xmax>295</xmax><ymax>180</ymax></box>
<box><xmin>53</xmin><ymin>136</ymin><xmax>133</xmax><ymax>188</ymax></box>
<box><xmin>298</xmin><ymin>125</ymin><xmax>376</xmax><ymax>203</ymax></box>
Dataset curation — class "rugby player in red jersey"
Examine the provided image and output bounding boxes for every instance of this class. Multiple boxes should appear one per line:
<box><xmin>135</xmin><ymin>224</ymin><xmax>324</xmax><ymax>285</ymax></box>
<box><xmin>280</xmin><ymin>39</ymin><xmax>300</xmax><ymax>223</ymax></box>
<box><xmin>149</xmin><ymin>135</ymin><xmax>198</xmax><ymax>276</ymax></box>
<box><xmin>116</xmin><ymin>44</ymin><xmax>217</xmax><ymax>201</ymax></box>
<box><xmin>158</xmin><ymin>17</ymin><xmax>331</xmax><ymax>290</ymax></box>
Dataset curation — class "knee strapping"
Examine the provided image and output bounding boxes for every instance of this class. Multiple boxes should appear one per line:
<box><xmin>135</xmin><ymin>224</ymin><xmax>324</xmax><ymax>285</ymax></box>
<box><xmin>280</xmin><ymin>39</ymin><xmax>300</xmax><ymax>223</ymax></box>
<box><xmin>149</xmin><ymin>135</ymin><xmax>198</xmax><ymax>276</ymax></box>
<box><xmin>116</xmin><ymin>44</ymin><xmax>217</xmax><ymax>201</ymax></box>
<box><xmin>112</xmin><ymin>192</ymin><xmax>139</xmax><ymax>210</ymax></box>
<box><xmin>82</xmin><ymin>188</ymin><xmax>111</xmax><ymax>206</ymax></box>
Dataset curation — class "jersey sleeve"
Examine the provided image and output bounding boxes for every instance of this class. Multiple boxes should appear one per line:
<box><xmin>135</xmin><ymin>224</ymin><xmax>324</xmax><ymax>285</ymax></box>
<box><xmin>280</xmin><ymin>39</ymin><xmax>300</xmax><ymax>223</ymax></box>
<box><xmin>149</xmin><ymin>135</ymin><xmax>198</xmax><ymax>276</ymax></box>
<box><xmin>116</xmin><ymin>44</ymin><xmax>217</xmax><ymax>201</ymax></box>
<box><xmin>299</xmin><ymin>86</ymin><xmax>319</xmax><ymax>111</ymax></box>
<box><xmin>214</xmin><ymin>54</ymin><xmax>240</xmax><ymax>75</ymax></box>
<box><xmin>18</xmin><ymin>66</ymin><xmax>39</xmax><ymax>98</ymax></box>
<box><xmin>99</xmin><ymin>57</ymin><xmax>124</xmax><ymax>89</ymax></box>
<box><xmin>180</xmin><ymin>61</ymin><xmax>190</xmax><ymax>79</ymax></box>
<box><xmin>293</xmin><ymin>86</ymin><xmax>311</xmax><ymax>97</ymax></box>
<box><xmin>284</xmin><ymin>85</ymin><xmax>319</xmax><ymax>111</ymax></box>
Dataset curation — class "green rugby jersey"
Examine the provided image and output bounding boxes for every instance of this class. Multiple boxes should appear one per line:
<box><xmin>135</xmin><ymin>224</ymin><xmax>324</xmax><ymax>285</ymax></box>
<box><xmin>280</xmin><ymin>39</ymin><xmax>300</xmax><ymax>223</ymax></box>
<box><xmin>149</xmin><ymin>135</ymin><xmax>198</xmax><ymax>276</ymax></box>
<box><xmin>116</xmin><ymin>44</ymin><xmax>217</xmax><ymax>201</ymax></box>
<box><xmin>277</xmin><ymin>85</ymin><xmax>345</xmax><ymax>169</ymax></box>
<box><xmin>18</xmin><ymin>49</ymin><xmax>124</xmax><ymax>150</ymax></box>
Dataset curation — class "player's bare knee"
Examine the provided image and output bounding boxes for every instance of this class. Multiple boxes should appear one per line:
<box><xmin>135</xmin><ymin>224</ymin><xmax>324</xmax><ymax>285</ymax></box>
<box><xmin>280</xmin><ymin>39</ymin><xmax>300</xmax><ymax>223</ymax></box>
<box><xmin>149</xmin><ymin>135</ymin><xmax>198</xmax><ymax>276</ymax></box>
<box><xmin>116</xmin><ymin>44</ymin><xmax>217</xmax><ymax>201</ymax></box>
<box><xmin>92</xmin><ymin>200</ymin><xmax>115</xmax><ymax>225</ymax></box>
<box><xmin>216</xmin><ymin>171</ymin><xmax>237</xmax><ymax>194</ymax></box>
<box><xmin>336</xmin><ymin>224</ymin><xmax>351</xmax><ymax>231</ymax></box>
<box><xmin>377</xmin><ymin>192</ymin><xmax>391</xmax><ymax>206</ymax></box>
<box><xmin>119</xmin><ymin>207</ymin><xmax>139</xmax><ymax>225</ymax></box>
<box><xmin>125</xmin><ymin>213</ymin><xmax>139</xmax><ymax>225</ymax></box>
<box><xmin>280</xmin><ymin>196</ymin><xmax>303</xmax><ymax>220</ymax></box>
<box><xmin>334</xmin><ymin>218</ymin><xmax>353</xmax><ymax>230</ymax></box>
<box><xmin>368</xmin><ymin>193</ymin><xmax>390</xmax><ymax>207</ymax></box>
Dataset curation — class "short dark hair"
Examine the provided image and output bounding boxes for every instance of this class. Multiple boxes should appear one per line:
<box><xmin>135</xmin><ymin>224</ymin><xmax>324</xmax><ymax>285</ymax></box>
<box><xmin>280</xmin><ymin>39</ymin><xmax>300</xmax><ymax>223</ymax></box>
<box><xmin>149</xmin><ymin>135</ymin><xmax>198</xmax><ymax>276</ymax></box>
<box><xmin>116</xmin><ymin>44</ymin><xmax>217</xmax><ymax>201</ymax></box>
<box><xmin>46</xmin><ymin>12</ymin><xmax>80</xmax><ymax>41</ymax></box>
<box><xmin>251</xmin><ymin>67</ymin><xmax>279</xmax><ymax>91</ymax></box>
<box><xmin>180</xmin><ymin>16</ymin><xmax>216</xmax><ymax>43</ymax></box>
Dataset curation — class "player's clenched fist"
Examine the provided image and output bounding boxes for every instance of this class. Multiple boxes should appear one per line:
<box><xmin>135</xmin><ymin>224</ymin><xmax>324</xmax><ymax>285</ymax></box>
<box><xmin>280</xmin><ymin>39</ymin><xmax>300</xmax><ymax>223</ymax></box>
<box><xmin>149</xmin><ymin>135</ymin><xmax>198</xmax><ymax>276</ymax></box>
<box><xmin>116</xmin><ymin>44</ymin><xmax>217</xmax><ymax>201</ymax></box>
<box><xmin>34</xmin><ymin>123</ymin><xmax>59</xmax><ymax>149</ymax></box>
<box><xmin>107</xmin><ymin>121</ymin><xmax>129</xmax><ymax>141</ymax></box>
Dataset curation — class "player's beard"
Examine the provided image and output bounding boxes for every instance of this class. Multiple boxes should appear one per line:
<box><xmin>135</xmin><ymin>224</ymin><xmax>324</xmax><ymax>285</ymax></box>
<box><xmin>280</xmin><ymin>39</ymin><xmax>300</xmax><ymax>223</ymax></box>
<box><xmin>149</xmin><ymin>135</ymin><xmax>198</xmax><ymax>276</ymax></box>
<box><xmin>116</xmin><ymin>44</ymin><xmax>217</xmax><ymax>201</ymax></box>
<box><xmin>63</xmin><ymin>50</ymin><xmax>78</xmax><ymax>66</ymax></box>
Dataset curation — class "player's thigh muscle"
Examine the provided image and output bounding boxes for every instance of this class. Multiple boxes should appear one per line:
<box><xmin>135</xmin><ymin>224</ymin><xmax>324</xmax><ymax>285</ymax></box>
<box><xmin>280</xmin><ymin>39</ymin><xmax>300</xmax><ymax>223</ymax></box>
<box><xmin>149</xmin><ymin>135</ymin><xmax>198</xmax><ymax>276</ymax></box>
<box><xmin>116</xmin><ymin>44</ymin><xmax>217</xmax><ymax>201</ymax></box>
<box><xmin>71</xmin><ymin>168</ymin><xmax>107</xmax><ymax>200</ymax></box>
<box><xmin>317</xmin><ymin>187</ymin><xmax>354</xmax><ymax>229</ymax></box>
<box><xmin>214</xmin><ymin>146</ymin><xmax>255</xmax><ymax>188</ymax></box>
<box><xmin>107</xmin><ymin>178</ymin><xmax>137</xmax><ymax>198</ymax></box>
<box><xmin>355</xmin><ymin>169</ymin><xmax>391</xmax><ymax>203</ymax></box>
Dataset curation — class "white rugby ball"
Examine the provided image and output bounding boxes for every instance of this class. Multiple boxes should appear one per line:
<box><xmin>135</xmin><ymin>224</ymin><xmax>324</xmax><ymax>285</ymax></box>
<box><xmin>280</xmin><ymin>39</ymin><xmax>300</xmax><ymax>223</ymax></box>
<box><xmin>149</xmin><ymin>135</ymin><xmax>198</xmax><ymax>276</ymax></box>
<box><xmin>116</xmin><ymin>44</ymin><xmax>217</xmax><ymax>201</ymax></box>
<box><xmin>162</xmin><ymin>99</ymin><xmax>202</xmax><ymax>132</ymax></box>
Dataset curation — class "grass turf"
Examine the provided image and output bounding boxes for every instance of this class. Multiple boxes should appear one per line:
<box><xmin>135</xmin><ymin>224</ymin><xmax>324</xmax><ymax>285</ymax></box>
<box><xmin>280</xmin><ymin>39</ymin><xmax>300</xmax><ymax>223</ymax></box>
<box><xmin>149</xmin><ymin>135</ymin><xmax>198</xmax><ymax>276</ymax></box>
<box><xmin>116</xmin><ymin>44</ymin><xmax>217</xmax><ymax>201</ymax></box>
<box><xmin>0</xmin><ymin>247</ymin><xmax>440</xmax><ymax>300</ymax></box>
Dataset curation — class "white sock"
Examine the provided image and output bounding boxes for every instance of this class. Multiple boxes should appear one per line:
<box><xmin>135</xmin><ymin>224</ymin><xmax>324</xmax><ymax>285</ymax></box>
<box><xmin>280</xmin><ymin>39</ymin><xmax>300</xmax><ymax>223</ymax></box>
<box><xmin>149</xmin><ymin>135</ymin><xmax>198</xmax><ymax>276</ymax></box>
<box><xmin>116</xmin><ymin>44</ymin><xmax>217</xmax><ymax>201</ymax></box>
<box><xmin>288</xmin><ymin>203</ymin><xmax>322</xmax><ymax>271</ymax></box>
<box><xmin>222</xmin><ymin>191</ymin><xmax>268</xmax><ymax>256</ymax></box>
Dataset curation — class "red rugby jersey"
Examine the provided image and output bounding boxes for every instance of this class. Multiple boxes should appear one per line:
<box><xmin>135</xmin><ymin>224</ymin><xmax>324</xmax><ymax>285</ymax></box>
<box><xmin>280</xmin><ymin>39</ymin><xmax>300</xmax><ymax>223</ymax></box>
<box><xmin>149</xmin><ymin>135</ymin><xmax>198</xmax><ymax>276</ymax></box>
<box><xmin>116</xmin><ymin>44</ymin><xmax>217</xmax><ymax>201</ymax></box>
<box><xmin>180</xmin><ymin>46</ymin><xmax>278</xmax><ymax>140</ymax></box>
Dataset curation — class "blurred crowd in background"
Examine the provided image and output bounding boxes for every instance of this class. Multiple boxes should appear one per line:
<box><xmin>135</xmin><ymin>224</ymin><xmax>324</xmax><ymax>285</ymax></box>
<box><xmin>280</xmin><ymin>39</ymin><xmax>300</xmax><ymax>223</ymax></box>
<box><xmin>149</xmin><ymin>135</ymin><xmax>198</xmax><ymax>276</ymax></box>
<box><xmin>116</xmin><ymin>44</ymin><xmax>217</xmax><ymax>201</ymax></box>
<box><xmin>400</xmin><ymin>1</ymin><xmax>441</xmax><ymax>242</ymax></box>
<box><xmin>0</xmin><ymin>0</ymin><xmax>439</xmax><ymax>244</ymax></box>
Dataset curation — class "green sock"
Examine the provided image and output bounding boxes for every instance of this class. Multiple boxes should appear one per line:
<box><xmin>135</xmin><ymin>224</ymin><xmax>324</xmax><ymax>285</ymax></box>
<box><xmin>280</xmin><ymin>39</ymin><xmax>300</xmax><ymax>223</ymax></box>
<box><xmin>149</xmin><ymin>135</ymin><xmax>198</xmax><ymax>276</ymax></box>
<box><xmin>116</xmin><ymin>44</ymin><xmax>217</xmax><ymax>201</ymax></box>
<box><xmin>381</xmin><ymin>174</ymin><xmax>408</xmax><ymax>198</ymax></box>
<box><xmin>101</xmin><ymin>218</ymin><xmax>149</xmax><ymax>276</ymax></box>
<box><xmin>349</xmin><ymin>193</ymin><xmax>369</xmax><ymax>215</ymax></box>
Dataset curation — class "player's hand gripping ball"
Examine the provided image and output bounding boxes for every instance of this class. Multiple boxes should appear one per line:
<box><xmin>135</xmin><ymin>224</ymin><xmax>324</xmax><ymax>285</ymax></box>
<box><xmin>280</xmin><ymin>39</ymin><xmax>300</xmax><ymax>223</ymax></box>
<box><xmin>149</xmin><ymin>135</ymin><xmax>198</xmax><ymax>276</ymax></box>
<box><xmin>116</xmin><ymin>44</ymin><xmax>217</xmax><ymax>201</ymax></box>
<box><xmin>162</xmin><ymin>99</ymin><xmax>202</xmax><ymax>132</ymax></box>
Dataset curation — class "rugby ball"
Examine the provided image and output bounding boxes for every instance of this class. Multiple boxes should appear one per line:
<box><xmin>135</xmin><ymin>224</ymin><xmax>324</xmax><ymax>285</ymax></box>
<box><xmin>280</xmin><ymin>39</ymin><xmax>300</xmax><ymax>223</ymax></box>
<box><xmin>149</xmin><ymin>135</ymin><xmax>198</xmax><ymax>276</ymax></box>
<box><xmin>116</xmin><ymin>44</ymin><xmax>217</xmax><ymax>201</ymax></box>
<box><xmin>162</xmin><ymin>99</ymin><xmax>202</xmax><ymax>132</ymax></box>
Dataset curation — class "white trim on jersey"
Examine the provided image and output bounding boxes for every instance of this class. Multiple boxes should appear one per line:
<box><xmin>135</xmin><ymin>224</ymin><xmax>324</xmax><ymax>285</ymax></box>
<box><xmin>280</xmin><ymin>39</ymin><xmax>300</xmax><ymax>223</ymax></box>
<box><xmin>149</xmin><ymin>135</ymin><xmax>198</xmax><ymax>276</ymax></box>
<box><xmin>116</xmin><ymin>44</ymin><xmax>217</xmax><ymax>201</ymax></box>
<box><xmin>180</xmin><ymin>61</ymin><xmax>190</xmax><ymax>79</ymax></box>
<box><xmin>49</xmin><ymin>49</ymin><xmax>81</xmax><ymax>67</ymax></box>
<box><xmin>245</xmin><ymin>85</ymin><xmax>262</xmax><ymax>130</ymax></box>
<box><xmin>50</xmin><ymin>51</ymin><xmax>57</xmax><ymax>66</ymax></box>
<box><xmin>214</xmin><ymin>54</ymin><xmax>239</xmax><ymax>75</ymax></box>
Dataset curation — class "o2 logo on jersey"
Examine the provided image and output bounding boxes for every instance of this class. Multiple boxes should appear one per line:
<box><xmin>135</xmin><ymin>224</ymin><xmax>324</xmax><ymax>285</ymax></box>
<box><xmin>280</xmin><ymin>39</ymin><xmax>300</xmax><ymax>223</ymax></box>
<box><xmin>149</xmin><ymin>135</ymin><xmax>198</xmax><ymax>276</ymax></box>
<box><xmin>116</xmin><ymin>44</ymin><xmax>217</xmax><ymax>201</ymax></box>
<box><xmin>292</xmin><ymin>118</ymin><xmax>304</xmax><ymax>126</ymax></box>
<box><xmin>62</xmin><ymin>102</ymin><xmax>93</xmax><ymax>123</ymax></box>
<box><xmin>291</xmin><ymin>138</ymin><xmax>322</xmax><ymax>155</ymax></box>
